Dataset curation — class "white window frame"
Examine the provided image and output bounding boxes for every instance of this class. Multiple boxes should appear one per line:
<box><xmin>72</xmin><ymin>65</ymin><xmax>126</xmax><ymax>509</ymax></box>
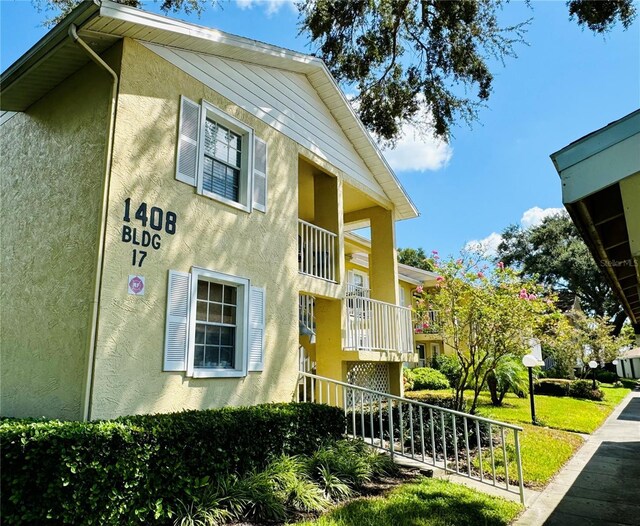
<box><xmin>197</xmin><ymin>102</ymin><xmax>254</xmax><ymax>213</ymax></box>
<box><xmin>186</xmin><ymin>267</ymin><xmax>250</xmax><ymax>378</ymax></box>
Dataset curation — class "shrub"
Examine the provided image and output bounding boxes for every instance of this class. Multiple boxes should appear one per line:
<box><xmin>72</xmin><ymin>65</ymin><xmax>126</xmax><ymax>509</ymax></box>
<box><xmin>405</xmin><ymin>391</ymin><xmax>459</xmax><ymax>409</ymax></box>
<box><xmin>403</xmin><ymin>368</ymin><xmax>415</xmax><ymax>391</ymax></box>
<box><xmin>595</xmin><ymin>370</ymin><xmax>618</xmax><ymax>384</ymax></box>
<box><xmin>534</xmin><ymin>378</ymin><xmax>572</xmax><ymax>397</ymax></box>
<box><xmin>409</xmin><ymin>367</ymin><xmax>450</xmax><ymax>390</ymax></box>
<box><xmin>432</xmin><ymin>354</ymin><xmax>462</xmax><ymax>387</ymax></box>
<box><xmin>1</xmin><ymin>403</ymin><xmax>345</xmax><ymax>526</ymax></box>
<box><xmin>568</xmin><ymin>379</ymin><xmax>605</xmax><ymax>401</ymax></box>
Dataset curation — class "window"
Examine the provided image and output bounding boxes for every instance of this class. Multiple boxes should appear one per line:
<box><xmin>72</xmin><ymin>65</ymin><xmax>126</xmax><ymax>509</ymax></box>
<box><xmin>176</xmin><ymin>96</ymin><xmax>267</xmax><ymax>213</ymax></box>
<box><xmin>164</xmin><ymin>268</ymin><xmax>265</xmax><ymax>377</ymax></box>
<box><xmin>194</xmin><ymin>279</ymin><xmax>238</xmax><ymax>370</ymax></box>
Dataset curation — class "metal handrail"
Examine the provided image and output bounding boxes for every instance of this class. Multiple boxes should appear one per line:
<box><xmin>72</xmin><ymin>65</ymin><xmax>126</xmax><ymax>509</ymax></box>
<box><xmin>299</xmin><ymin>372</ymin><xmax>523</xmax><ymax>431</ymax></box>
<box><xmin>296</xmin><ymin>371</ymin><xmax>525</xmax><ymax>504</ymax></box>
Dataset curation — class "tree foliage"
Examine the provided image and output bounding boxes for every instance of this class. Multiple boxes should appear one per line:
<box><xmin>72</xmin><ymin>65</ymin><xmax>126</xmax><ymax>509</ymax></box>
<box><xmin>415</xmin><ymin>255</ymin><xmax>554</xmax><ymax>413</ymax></box>
<box><xmin>34</xmin><ymin>0</ymin><xmax>637</xmax><ymax>143</ymax></box>
<box><xmin>496</xmin><ymin>212</ymin><xmax>626</xmax><ymax>332</ymax></box>
<box><xmin>397</xmin><ymin>247</ymin><xmax>435</xmax><ymax>271</ymax></box>
<box><xmin>541</xmin><ymin>308</ymin><xmax>632</xmax><ymax>379</ymax></box>
<box><xmin>568</xmin><ymin>0</ymin><xmax>637</xmax><ymax>33</ymax></box>
<box><xmin>300</xmin><ymin>0</ymin><xmax>528</xmax><ymax>144</ymax></box>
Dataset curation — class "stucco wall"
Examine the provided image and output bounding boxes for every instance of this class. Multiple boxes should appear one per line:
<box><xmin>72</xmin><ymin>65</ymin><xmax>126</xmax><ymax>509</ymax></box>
<box><xmin>90</xmin><ymin>39</ymin><xmax>308</xmax><ymax>419</ymax></box>
<box><xmin>0</xmin><ymin>53</ymin><xmax>114</xmax><ymax>419</ymax></box>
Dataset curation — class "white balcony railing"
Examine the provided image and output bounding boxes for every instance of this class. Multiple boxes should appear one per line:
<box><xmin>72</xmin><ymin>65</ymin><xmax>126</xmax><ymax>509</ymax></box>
<box><xmin>299</xmin><ymin>294</ymin><xmax>315</xmax><ymax>337</ymax></box>
<box><xmin>415</xmin><ymin>310</ymin><xmax>440</xmax><ymax>334</ymax></box>
<box><xmin>344</xmin><ymin>288</ymin><xmax>414</xmax><ymax>353</ymax></box>
<box><xmin>298</xmin><ymin>219</ymin><xmax>337</xmax><ymax>282</ymax></box>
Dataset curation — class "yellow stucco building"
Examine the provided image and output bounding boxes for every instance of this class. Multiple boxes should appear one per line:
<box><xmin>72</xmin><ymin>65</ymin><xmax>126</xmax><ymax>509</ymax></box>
<box><xmin>0</xmin><ymin>1</ymin><xmax>421</xmax><ymax>421</ymax></box>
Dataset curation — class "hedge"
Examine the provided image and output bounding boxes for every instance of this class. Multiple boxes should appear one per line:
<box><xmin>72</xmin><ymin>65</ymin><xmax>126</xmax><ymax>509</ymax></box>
<box><xmin>406</xmin><ymin>367</ymin><xmax>450</xmax><ymax>391</ymax></box>
<box><xmin>534</xmin><ymin>378</ymin><xmax>572</xmax><ymax>397</ymax></box>
<box><xmin>568</xmin><ymin>379</ymin><xmax>604</xmax><ymax>401</ymax></box>
<box><xmin>1</xmin><ymin>403</ymin><xmax>345</xmax><ymax>526</ymax></box>
<box><xmin>534</xmin><ymin>378</ymin><xmax>604</xmax><ymax>401</ymax></box>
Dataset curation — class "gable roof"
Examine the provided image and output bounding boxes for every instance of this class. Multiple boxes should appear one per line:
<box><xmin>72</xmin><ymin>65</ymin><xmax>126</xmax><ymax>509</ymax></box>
<box><xmin>0</xmin><ymin>0</ymin><xmax>418</xmax><ymax>221</ymax></box>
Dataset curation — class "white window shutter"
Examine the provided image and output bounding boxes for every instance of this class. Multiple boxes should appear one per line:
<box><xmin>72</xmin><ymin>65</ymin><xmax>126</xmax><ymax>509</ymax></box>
<box><xmin>253</xmin><ymin>136</ymin><xmax>267</xmax><ymax>212</ymax></box>
<box><xmin>176</xmin><ymin>96</ymin><xmax>200</xmax><ymax>186</ymax></box>
<box><xmin>399</xmin><ymin>286</ymin><xmax>406</xmax><ymax>307</ymax></box>
<box><xmin>164</xmin><ymin>270</ymin><xmax>191</xmax><ymax>371</ymax></box>
<box><xmin>248</xmin><ymin>286</ymin><xmax>265</xmax><ymax>371</ymax></box>
<box><xmin>347</xmin><ymin>270</ymin><xmax>354</xmax><ymax>285</ymax></box>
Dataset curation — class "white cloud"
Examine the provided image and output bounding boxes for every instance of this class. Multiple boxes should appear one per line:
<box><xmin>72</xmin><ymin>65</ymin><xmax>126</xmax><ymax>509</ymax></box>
<box><xmin>464</xmin><ymin>207</ymin><xmax>564</xmax><ymax>257</ymax></box>
<box><xmin>520</xmin><ymin>206</ymin><xmax>564</xmax><ymax>229</ymax></box>
<box><xmin>464</xmin><ymin>232</ymin><xmax>503</xmax><ymax>257</ymax></box>
<box><xmin>236</xmin><ymin>0</ymin><xmax>296</xmax><ymax>15</ymax></box>
<box><xmin>381</xmin><ymin>123</ymin><xmax>453</xmax><ymax>173</ymax></box>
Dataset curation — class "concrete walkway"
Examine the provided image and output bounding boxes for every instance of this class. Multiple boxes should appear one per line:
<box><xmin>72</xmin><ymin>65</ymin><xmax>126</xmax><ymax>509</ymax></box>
<box><xmin>515</xmin><ymin>389</ymin><xmax>640</xmax><ymax>526</ymax></box>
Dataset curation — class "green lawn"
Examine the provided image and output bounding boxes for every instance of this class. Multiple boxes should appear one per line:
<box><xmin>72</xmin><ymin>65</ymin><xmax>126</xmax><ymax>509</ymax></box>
<box><xmin>476</xmin><ymin>423</ymin><xmax>583</xmax><ymax>488</ymax></box>
<box><xmin>407</xmin><ymin>383</ymin><xmax>632</xmax><ymax>487</ymax></box>
<box><xmin>292</xmin><ymin>478</ymin><xmax>522</xmax><ymax>526</ymax></box>
<box><xmin>476</xmin><ymin>384</ymin><xmax>631</xmax><ymax>434</ymax></box>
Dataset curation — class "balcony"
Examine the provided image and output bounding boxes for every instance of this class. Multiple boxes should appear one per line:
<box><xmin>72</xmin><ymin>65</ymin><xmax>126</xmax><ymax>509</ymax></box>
<box><xmin>414</xmin><ymin>310</ymin><xmax>440</xmax><ymax>335</ymax></box>
<box><xmin>344</xmin><ymin>285</ymin><xmax>413</xmax><ymax>353</ymax></box>
<box><xmin>298</xmin><ymin>219</ymin><xmax>337</xmax><ymax>282</ymax></box>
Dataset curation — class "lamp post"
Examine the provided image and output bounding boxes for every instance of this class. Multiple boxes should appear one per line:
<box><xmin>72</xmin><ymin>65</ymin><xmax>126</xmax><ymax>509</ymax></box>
<box><xmin>522</xmin><ymin>354</ymin><xmax>539</xmax><ymax>425</ymax></box>
<box><xmin>588</xmin><ymin>360</ymin><xmax>598</xmax><ymax>389</ymax></box>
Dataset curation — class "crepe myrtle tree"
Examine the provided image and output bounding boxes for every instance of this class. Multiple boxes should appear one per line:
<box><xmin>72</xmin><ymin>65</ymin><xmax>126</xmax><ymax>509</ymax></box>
<box><xmin>414</xmin><ymin>255</ymin><xmax>554</xmax><ymax>413</ymax></box>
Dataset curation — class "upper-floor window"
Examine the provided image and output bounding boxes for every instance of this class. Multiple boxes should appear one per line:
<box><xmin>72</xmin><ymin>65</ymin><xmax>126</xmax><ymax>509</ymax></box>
<box><xmin>176</xmin><ymin>96</ymin><xmax>267</xmax><ymax>213</ymax></box>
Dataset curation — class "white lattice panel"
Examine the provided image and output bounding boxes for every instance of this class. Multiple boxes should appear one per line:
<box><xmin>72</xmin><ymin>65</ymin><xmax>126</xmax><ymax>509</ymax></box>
<box><xmin>346</xmin><ymin>362</ymin><xmax>390</xmax><ymax>404</ymax></box>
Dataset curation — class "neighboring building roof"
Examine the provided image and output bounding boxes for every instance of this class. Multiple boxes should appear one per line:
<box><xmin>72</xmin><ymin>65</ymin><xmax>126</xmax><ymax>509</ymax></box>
<box><xmin>345</xmin><ymin>232</ymin><xmax>438</xmax><ymax>286</ymax></box>
<box><xmin>0</xmin><ymin>0</ymin><xmax>418</xmax><ymax>221</ymax></box>
<box><xmin>551</xmin><ymin>109</ymin><xmax>640</xmax><ymax>325</ymax></box>
<box><xmin>620</xmin><ymin>347</ymin><xmax>640</xmax><ymax>360</ymax></box>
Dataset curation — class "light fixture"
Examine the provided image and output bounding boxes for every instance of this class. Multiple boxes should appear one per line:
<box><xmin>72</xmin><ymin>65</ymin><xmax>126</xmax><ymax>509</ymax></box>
<box><xmin>522</xmin><ymin>354</ymin><xmax>539</xmax><ymax>425</ymax></box>
<box><xmin>588</xmin><ymin>360</ymin><xmax>598</xmax><ymax>389</ymax></box>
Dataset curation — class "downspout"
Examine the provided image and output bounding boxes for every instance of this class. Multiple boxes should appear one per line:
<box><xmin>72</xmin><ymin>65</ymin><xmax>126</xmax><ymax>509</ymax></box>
<box><xmin>68</xmin><ymin>24</ymin><xmax>119</xmax><ymax>421</ymax></box>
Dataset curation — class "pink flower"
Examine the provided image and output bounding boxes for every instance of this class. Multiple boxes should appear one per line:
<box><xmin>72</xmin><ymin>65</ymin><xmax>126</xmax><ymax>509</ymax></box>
<box><xmin>519</xmin><ymin>288</ymin><xmax>528</xmax><ymax>299</ymax></box>
<box><xmin>416</xmin><ymin>285</ymin><xmax>424</xmax><ymax>294</ymax></box>
<box><xmin>414</xmin><ymin>328</ymin><xmax>423</xmax><ymax>334</ymax></box>
<box><xmin>456</xmin><ymin>259</ymin><xmax>463</xmax><ymax>265</ymax></box>
<box><xmin>477</xmin><ymin>272</ymin><xmax>484</xmax><ymax>278</ymax></box>
<box><xmin>498</xmin><ymin>261</ymin><xmax>505</xmax><ymax>271</ymax></box>
<box><xmin>422</xmin><ymin>322</ymin><xmax>430</xmax><ymax>328</ymax></box>
<box><xmin>436</xmin><ymin>276</ymin><xmax>445</xmax><ymax>282</ymax></box>
<box><xmin>528</xmin><ymin>293</ymin><xmax>537</xmax><ymax>300</ymax></box>
<box><xmin>432</xmin><ymin>250</ymin><xmax>439</xmax><ymax>255</ymax></box>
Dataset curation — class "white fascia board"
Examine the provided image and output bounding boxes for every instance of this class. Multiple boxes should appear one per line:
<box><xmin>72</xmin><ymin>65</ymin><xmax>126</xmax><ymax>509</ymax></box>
<box><xmin>552</xmin><ymin>110</ymin><xmax>640</xmax><ymax>173</ymax></box>
<box><xmin>98</xmin><ymin>0</ymin><xmax>318</xmax><ymax>72</ymax></box>
<box><xmin>311</xmin><ymin>63</ymin><xmax>419</xmax><ymax>221</ymax></box>
<box><xmin>559</xmin><ymin>133</ymin><xmax>640</xmax><ymax>204</ymax></box>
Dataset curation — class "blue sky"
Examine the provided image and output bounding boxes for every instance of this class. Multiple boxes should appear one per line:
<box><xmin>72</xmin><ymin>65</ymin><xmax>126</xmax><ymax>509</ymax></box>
<box><xmin>2</xmin><ymin>0</ymin><xmax>639</xmax><ymax>257</ymax></box>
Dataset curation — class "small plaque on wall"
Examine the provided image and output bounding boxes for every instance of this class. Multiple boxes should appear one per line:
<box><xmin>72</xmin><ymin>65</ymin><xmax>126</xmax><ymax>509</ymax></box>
<box><xmin>128</xmin><ymin>275</ymin><xmax>145</xmax><ymax>296</ymax></box>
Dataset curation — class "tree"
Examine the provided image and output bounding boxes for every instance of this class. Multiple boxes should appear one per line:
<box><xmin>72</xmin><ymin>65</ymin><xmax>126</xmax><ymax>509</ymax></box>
<box><xmin>415</xmin><ymin>255</ymin><xmax>553</xmax><ymax>413</ymax></box>
<box><xmin>485</xmin><ymin>356</ymin><xmax>529</xmax><ymax>406</ymax></box>
<box><xmin>496</xmin><ymin>212</ymin><xmax>627</xmax><ymax>334</ymax></box>
<box><xmin>35</xmin><ymin>0</ymin><xmax>637</xmax><ymax>143</ymax></box>
<box><xmin>397</xmin><ymin>247</ymin><xmax>435</xmax><ymax>271</ymax></box>
<box><xmin>542</xmin><ymin>309</ymin><xmax>630</xmax><ymax>379</ymax></box>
